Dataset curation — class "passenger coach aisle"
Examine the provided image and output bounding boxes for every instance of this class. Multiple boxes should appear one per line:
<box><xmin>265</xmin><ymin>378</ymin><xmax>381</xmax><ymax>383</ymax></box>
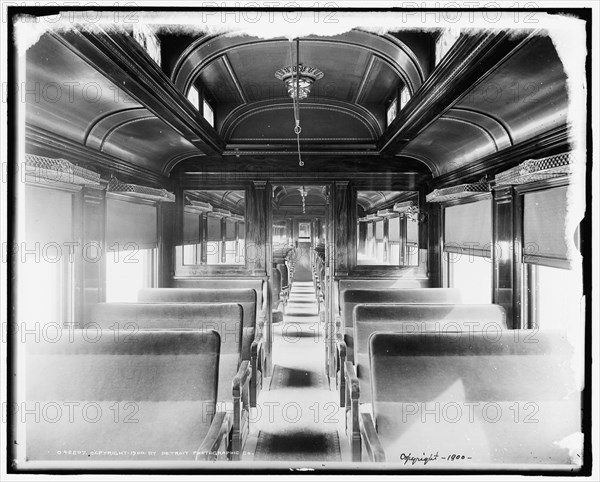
<box><xmin>251</xmin><ymin>282</ymin><xmax>345</xmax><ymax>462</ymax></box>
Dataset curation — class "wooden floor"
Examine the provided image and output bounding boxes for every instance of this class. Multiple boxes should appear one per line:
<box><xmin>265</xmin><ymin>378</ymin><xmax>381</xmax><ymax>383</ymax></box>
<box><xmin>246</xmin><ymin>282</ymin><xmax>348</xmax><ymax>464</ymax></box>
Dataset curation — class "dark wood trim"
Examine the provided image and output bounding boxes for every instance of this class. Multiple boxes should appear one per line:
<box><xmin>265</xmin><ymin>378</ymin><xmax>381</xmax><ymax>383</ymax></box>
<box><xmin>175</xmin><ymin>171</ymin><xmax>430</xmax><ymax>190</ymax></box>
<box><xmin>512</xmin><ymin>175</ymin><xmax>572</xmax><ymax>194</ymax></box>
<box><xmin>25</xmin><ymin>124</ymin><xmax>171</xmax><ymax>188</ymax></box>
<box><xmin>51</xmin><ymin>27</ymin><xmax>225</xmax><ymax>155</ymax></box>
<box><xmin>431</xmin><ymin>124</ymin><xmax>570</xmax><ymax>188</ymax></box>
<box><xmin>379</xmin><ymin>31</ymin><xmax>532</xmax><ymax>154</ymax></box>
<box><xmin>334</xmin><ymin>181</ymin><xmax>351</xmax><ymax>277</ymax></box>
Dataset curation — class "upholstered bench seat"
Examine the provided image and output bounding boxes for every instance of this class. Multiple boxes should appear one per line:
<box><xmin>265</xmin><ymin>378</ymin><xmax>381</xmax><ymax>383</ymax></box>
<box><xmin>26</xmin><ymin>330</ymin><xmax>229</xmax><ymax>463</ymax></box>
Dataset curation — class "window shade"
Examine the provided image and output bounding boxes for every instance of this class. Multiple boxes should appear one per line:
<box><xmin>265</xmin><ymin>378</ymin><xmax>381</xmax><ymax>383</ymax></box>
<box><xmin>389</xmin><ymin>217</ymin><xmax>400</xmax><ymax>242</ymax></box>
<box><xmin>207</xmin><ymin>216</ymin><xmax>222</xmax><ymax>242</ymax></box>
<box><xmin>183</xmin><ymin>212</ymin><xmax>199</xmax><ymax>245</ymax></box>
<box><xmin>226</xmin><ymin>219</ymin><xmax>237</xmax><ymax>241</ymax></box>
<box><xmin>375</xmin><ymin>220</ymin><xmax>384</xmax><ymax>240</ymax></box>
<box><xmin>407</xmin><ymin>218</ymin><xmax>418</xmax><ymax>244</ymax></box>
<box><xmin>523</xmin><ymin>186</ymin><xmax>574</xmax><ymax>268</ymax></box>
<box><xmin>444</xmin><ymin>198</ymin><xmax>492</xmax><ymax>257</ymax></box>
<box><xmin>25</xmin><ymin>185</ymin><xmax>73</xmax><ymax>245</ymax></box>
<box><xmin>106</xmin><ymin>198</ymin><xmax>157</xmax><ymax>250</ymax></box>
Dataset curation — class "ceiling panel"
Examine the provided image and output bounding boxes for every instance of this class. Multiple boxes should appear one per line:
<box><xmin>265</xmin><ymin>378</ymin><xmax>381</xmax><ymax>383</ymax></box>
<box><xmin>455</xmin><ymin>35</ymin><xmax>568</xmax><ymax>145</ymax></box>
<box><xmin>402</xmin><ymin>118</ymin><xmax>498</xmax><ymax>176</ymax></box>
<box><xmin>228</xmin><ymin>104</ymin><xmax>376</xmax><ymax>141</ymax></box>
<box><xmin>225</xmin><ymin>40</ymin><xmax>372</xmax><ymax>103</ymax></box>
<box><xmin>101</xmin><ymin>118</ymin><xmax>198</xmax><ymax>171</ymax></box>
<box><xmin>25</xmin><ymin>34</ymin><xmax>141</xmax><ymax>145</ymax></box>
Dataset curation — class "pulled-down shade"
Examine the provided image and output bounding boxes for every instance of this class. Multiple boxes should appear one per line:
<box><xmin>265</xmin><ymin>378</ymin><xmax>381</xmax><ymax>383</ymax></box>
<box><xmin>523</xmin><ymin>186</ymin><xmax>577</xmax><ymax>268</ymax></box>
<box><xmin>106</xmin><ymin>198</ymin><xmax>158</xmax><ymax>250</ymax></box>
<box><xmin>444</xmin><ymin>198</ymin><xmax>492</xmax><ymax>257</ymax></box>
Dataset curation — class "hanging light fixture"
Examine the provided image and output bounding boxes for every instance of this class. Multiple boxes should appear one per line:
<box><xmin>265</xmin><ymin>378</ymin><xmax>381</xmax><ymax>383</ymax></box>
<box><xmin>275</xmin><ymin>64</ymin><xmax>324</xmax><ymax>100</ymax></box>
<box><xmin>298</xmin><ymin>186</ymin><xmax>308</xmax><ymax>214</ymax></box>
<box><xmin>275</xmin><ymin>39</ymin><xmax>324</xmax><ymax>167</ymax></box>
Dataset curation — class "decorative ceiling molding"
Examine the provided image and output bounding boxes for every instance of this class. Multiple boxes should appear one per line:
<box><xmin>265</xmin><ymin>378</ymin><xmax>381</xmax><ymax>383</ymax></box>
<box><xmin>51</xmin><ymin>25</ymin><xmax>225</xmax><ymax>156</ymax></box>
<box><xmin>172</xmin><ymin>30</ymin><xmax>424</xmax><ymax>98</ymax></box>
<box><xmin>25</xmin><ymin>124</ymin><xmax>171</xmax><ymax>187</ymax></box>
<box><xmin>162</xmin><ymin>150</ymin><xmax>206</xmax><ymax>176</ymax></box>
<box><xmin>430</xmin><ymin>124</ymin><xmax>570</xmax><ymax>188</ymax></box>
<box><xmin>439</xmin><ymin>115</ymin><xmax>501</xmax><ymax>152</ymax></box>
<box><xmin>353</xmin><ymin>55</ymin><xmax>377</xmax><ymax>104</ymax></box>
<box><xmin>450</xmin><ymin>106</ymin><xmax>514</xmax><ymax>146</ymax></box>
<box><xmin>97</xmin><ymin>114</ymin><xmax>158</xmax><ymax>151</ymax></box>
<box><xmin>83</xmin><ymin>107</ymin><xmax>148</xmax><ymax>147</ymax></box>
<box><xmin>379</xmin><ymin>30</ymin><xmax>538</xmax><ymax>155</ymax></box>
<box><xmin>221</xmin><ymin>54</ymin><xmax>248</xmax><ymax>104</ymax></box>
<box><xmin>221</xmin><ymin>98</ymin><xmax>382</xmax><ymax>140</ymax></box>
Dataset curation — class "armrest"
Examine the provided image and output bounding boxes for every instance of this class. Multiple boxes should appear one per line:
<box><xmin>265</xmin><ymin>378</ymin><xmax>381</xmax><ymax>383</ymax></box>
<box><xmin>250</xmin><ymin>330</ymin><xmax>264</xmax><ymax>408</ymax></box>
<box><xmin>344</xmin><ymin>361</ymin><xmax>361</xmax><ymax>461</ymax></box>
<box><xmin>251</xmin><ymin>324</ymin><xmax>264</xmax><ymax>359</ymax></box>
<box><xmin>335</xmin><ymin>338</ymin><xmax>347</xmax><ymax>406</ymax></box>
<box><xmin>360</xmin><ymin>412</ymin><xmax>386</xmax><ymax>462</ymax></box>
<box><xmin>345</xmin><ymin>361</ymin><xmax>359</xmax><ymax>401</ymax></box>
<box><xmin>233</xmin><ymin>360</ymin><xmax>252</xmax><ymax>397</ymax></box>
<box><xmin>195</xmin><ymin>411</ymin><xmax>230</xmax><ymax>461</ymax></box>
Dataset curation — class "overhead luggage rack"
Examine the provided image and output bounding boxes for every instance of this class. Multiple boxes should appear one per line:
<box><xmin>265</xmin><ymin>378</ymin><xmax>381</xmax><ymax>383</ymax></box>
<box><xmin>184</xmin><ymin>199</ymin><xmax>213</xmax><ymax>214</ymax></box>
<box><xmin>494</xmin><ymin>152</ymin><xmax>575</xmax><ymax>186</ymax></box>
<box><xmin>426</xmin><ymin>182</ymin><xmax>489</xmax><ymax>203</ymax></box>
<box><xmin>108</xmin><ymin>176</ymin><xmax>175</xmax><ymax>202</ymax></box>
<box><xmin>24</xmin><ymin>154</ymin><xmax>101</xmax><ymax>187</ymax></box>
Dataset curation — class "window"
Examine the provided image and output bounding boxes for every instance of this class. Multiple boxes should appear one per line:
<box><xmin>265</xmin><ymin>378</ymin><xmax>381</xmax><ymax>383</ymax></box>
<box><xmin>105</xmin><ymin>198</ymin><xmax>158</xmax><ymax>301</ymax></box>
<box><xmin>187</xmin><ymin>85</ymin><xmax>200</xmax><ymax>109</ymax></box>
<box><xmin>524</xmin><ymin>264</ymin><xmax>582</xmax><ymax>329</ymax></box>
<box><xmin>21</xmin><ymin>185</ymin><xmax>74</xmax><ymax>328</ymax></box>
<box><xmin>447</xmin><ymin>253</ymin><xmax>493</xmax><ymax>304</ymax></box>
<box><xmin>386</xmin><ymin>96</ymin><xmax>397</xmax><ymax>126</ymax></box>
<box><xmin>203</xmin><ymin>99</ymin><xmax>214</xmax><ymax>127</ymax></box>
<box><xmin>356</xmin><ymin>191</ymin><xmax>419</xmax><ymax>267</ymax></box>
<box><xmin>444</xmin><ymin>198</ymin><xmax>493</xmax><ymax>302</ymax></box>
<box><xmin>435</xmin><ymin>28</ymin><xmax>461</xmax><ymax>66</ymax></box>
<box><xmin>399</xmin><ymin>85</ymin><xmax>410</xmax><ymax>110</ymax></box>
<box><xmin>181</xmin><ymin>190</ymin><xmax>245</xmax><ymax>266</ymax></box>
<box><xmin>522</xmin><ymin>186</ymin><xmax>582</xmax><ymax>328</ymax></box>
<box><xmin>106</xmin><ymin>248</ymin><xmax>156</xmax><ymax>302</ymax></box>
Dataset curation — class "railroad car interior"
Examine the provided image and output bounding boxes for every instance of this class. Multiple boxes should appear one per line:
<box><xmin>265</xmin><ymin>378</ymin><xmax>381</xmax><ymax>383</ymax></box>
<box><xmin>5</xmin><ymin>6</ymin><xmax>593</xmax><ymax>477</ymax></box>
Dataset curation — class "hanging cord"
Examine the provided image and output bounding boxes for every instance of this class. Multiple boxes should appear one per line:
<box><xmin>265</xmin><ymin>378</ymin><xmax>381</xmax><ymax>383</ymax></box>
<box><xmin>289</xmin><ymin>39</ymin><xmax>303</xmax><ymax>167</ymax></box>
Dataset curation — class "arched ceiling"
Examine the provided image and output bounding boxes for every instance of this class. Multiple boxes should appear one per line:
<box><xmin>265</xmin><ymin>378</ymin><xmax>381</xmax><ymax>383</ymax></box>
<box><xmin>23</xmin><ymin>24</ymin><xmax>571</xmax><ymax>184</ymax></box>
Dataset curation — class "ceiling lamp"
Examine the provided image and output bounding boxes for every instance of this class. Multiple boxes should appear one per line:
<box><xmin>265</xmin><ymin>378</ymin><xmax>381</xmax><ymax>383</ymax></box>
<box><xmin>298</xmin><ymin>186</ymin><xmax>308</xmax><ymax>214</ymax></box>
<box><xmin>276</xmin><ymin>38</ymin><xmax>324</xmax><ymax>167</ymax></box>
<box><xmin>275</xmin><ymin>64</ymin><xmax>324</xmax><ymax>100</ymax></box>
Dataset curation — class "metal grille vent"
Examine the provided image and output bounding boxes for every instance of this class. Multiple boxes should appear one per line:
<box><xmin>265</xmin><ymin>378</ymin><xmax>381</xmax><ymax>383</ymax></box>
<box><xmin>108</xmin><ymin>177</ymin><xmax>175</xmax><ymax>202</ymax></box>
<box><xmin>426</xmin><ymin>182</ymin><xmax>489</xmax><ymax>203</ymax></box>
<box><xmin>494</xmin><ymin>152</ymin><xmax>575</xmax><ymax>186</ymax></box>
<box><xmin>24</xmin><ymin>154</ymin><xmax>101</xmax><ymax>186</ymax></box>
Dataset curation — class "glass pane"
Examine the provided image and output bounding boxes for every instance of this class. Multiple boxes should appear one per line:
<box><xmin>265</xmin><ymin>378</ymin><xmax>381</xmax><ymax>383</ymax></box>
<box><xmin>447</xmin><ymin>254</ymin><xmax>493</xmax><ymax>303</ymax></box>
<box><xmin>530</xmin><ymin>265</ymin><xmax>582</xmax><ymax>329</ymax></box>
<box><xmin>181</xmin><ymin>190</ymin><xmax>245</xmax><ymax>266</ymax></box>
<box><xmin>356</xmin><ymin>191</ymin><xmax>419</xmax><ymax>266</ymax></box>
<box><xmin>106</xmin><ymin>248</ymin><xmax>154</xmax><ymax>302</ymax></box>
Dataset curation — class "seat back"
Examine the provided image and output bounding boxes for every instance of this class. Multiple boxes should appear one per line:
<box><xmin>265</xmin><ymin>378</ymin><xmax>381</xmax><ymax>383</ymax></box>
<box><xmin>337</xmin><ymin>278</ymin><xmax>429</xmax><ymax>315</ymax></box>
<box><xmin>354</xmin><ymin>304</ymin><xmax>507</xmax><ymax>404</ymax></box>
<box><xmin>26</xmin><ymin>330</ymin><xmax>220</xmax><ymax>461</ymax></box>
<box><xmin>272</xmin><ymin>267</ymin><xmax>282</xmax><ymax>306</ymax></box>
<box><xmin>277</xmin><ymin>263</ymin><xmax>289</xmax><ymax>289</ymax></box>
<box><xmin>137</xmin><ymin>288</ymin><xmax>256</xmax><ymax>361</ymax></box>
<box><xmin>85</xmin><ymin>302</ymin><xmax>242</xmax><ymax>402</ymax></box>
<box><xmin>369</xmin><ymin>330</ymin><xmax>580</xmax><ymax>465</ymax></box>
<box><xmin>171</xmin><ymin>278</ymin><xmax>264</xmax><ymax>320</ymax></box>
<box><xmin>341</xmin><ymin>288</ymin><xmax>463</xmax><ymax>331</ymax></box>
